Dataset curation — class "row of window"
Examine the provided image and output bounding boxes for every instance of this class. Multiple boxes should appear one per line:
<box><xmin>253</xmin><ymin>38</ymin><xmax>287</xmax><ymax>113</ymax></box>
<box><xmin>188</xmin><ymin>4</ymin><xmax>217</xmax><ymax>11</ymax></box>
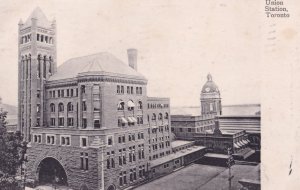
<box><xmin>118</xmin><ymin>116</ymin><xmax>143</xmax><ymax>127</ymax></box>
<box><xmin>49</xmin><ymin>88</ymin><xmax>78</xmax><ymax>98</ymax></box>
<box><xmin>117</xmin><ymin>132</ymin><xmax>144</xmax><ymax>144</ymax></box>
<box><xmin>50</xmin><ymin>100</ymin><xmax>100</xmax><ymax>113</ymax></box>
<box><xmin>150</xmin><ymin>136</ymin><xmax>170</xmax><ymax>143</ymax></box>
<box><xmin>150</xmin><ymin>150</ymin><xmax>171</xmax><ymax>161</ymax></box>
<box><xmin>117</xmin><ymin>85</ymin><xmax>143</xmax><ymax>95</ymax></box>
<box><xmin>149</xmin><ymin>125</ymin><xmax>170</xmax><ymax>134</ymax></box>
<box><xmin>147</xmin><ymin>103</ymin><xmax>169</xmax><ymax>109</ymax></box>
<box><xmin>20</xmin><ymin>34</ymin><xmax>54</xmax><ymax>44</ymax></box>
<box><xmin>151</xmin><ymin>141</ymin><xmax>170</xmax><ymax>151</ymax></box>
<box><xmin>117</xmin><ymin>100</ymin><xmax>142</xmax><ymax>111</ymax></box>
<box><xmin>33</xmin><ymin>134</ymin><xmax>71</xmax><ymax>146</ymax></box>
<box><xmin>119</xmin><ymin>166</ymin><xmax>146</xmax><ymax>186</ymax></box>
<box><xmin>33</xmin><ymin>134</ymin><xmax>89</xmax><ymax>148</ymax></box>
<box><xmin>149</xmin><ymin>113</ymin><xmax>169</xmax><ymax>121</ymax></box>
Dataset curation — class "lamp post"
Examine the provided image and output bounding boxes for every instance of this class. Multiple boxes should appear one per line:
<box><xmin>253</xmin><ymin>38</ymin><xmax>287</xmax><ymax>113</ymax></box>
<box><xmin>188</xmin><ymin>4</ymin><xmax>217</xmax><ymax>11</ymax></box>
<box><xmin>227</xmin><ymin>147</ymin><xmax>235</xmax><ymax>190</ymax></box>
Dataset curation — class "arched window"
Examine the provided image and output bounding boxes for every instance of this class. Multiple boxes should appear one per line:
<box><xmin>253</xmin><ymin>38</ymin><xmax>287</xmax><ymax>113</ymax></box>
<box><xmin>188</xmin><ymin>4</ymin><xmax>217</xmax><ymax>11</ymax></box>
<box><xmin>165</xmin><ymin>112</ymin><xmax>169</xmax><ymax>120</ymax></box>
<box><xmin>152</xmin><ymin>113</ymin><xmax>156</xmax><ymax>121</ymax></box>
<box><xmin>67</xmin><ymin>102</ymin><xmax>73</xmax><ymax>112</ymax></box>
<box><xmin>117</xmin><ymin>100</ymin><xmax>125</xmax><ymax>110</ymax></box>
<box><xmin>138</xmin><ymin>101</ymin><xmax>143</xmax><ymax>110</ymax></box>
<box><xmin>128</xmin><ymin>100</ymin><xmax>135</xmax><ymax>111</ymax></box>
<box><xmin>158</xmin><ymin>113</ymin><xmax>163</xmax><ymax>120</ymax></box>
<box><xmin>58</xmin><ymin>103</ymin><xmax>64</xmax><ymax>112</ymax></box>
<box><xmin>50</xmin><ymin>103</ymin><xmax>55</xmax><ymax>112</ymax></box>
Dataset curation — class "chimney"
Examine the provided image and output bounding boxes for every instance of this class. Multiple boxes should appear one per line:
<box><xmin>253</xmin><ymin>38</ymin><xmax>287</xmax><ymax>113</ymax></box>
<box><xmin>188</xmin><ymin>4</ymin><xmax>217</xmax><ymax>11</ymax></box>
<box><xmin>127</xmin><ymin>48</ymin><xmax>137</xmax><ymax>71</ymax></box>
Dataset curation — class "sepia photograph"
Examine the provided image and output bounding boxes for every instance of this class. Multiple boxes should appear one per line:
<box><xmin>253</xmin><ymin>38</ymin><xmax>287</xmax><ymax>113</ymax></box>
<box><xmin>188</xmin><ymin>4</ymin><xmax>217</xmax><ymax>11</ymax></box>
<box><xmin>2</xmin><ymin>0</ymin><xmax>299</xmax><ymax>189</ymax></box>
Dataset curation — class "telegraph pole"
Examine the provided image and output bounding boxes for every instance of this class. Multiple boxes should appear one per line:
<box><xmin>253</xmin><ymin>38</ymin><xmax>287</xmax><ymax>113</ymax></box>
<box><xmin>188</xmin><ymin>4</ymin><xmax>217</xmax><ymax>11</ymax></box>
<box><xmin>227</xmin><ymin>147</ymin><xmax>235</xmax><ymax>190</ymax></box>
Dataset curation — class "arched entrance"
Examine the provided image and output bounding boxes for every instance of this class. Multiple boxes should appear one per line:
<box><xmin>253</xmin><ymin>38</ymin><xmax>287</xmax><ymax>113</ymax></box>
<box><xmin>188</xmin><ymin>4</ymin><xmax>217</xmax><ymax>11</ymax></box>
<box><xmin>37</xmin><ymin>157</ymin><xmax>68</xmax><ymax>186</ymax></box>
<box><xmin>107</xmin><ymin>184</ymin><xmax>116</xmax><ymax>190</ymax></box>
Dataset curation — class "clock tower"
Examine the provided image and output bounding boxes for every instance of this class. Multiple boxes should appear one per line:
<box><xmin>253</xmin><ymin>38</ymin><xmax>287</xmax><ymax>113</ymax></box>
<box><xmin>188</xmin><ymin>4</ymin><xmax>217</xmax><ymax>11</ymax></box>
<box><xmin>200</xmin><ymin>74</ymin><xmax>222</xmax><ymax>115</ymax></box>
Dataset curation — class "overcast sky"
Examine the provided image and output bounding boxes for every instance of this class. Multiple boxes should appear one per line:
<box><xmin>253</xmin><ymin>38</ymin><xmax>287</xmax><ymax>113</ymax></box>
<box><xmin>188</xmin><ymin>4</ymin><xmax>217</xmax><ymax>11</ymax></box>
<box><xmin>0</xmin><ymin>0</ymin><xmax>261</xmax><ymax>106</ymax></box>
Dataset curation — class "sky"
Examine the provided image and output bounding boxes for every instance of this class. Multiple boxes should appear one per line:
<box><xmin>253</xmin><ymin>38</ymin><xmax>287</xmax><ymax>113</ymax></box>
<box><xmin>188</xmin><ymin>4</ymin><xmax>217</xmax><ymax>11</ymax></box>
<box><xmin>0</xmin><ymin>0</ymin><xmax>261</xmax><ymax>107</ymax></box>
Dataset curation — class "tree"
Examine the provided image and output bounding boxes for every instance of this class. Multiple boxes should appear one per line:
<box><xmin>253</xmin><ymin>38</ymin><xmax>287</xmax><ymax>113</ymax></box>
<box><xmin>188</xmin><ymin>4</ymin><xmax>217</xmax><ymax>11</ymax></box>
<box><xmin>0</xmin><ymin>109</ymin><xmax>27</xmax><ymax>189</ymax></box>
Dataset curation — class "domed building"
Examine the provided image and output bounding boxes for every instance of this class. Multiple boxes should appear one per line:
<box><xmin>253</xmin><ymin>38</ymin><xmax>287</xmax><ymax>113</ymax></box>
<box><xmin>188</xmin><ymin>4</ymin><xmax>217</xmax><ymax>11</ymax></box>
<box><xmin>200</xmin><ymin>74</ymin><xmax>222</xmax><ymax>115</ymax></box>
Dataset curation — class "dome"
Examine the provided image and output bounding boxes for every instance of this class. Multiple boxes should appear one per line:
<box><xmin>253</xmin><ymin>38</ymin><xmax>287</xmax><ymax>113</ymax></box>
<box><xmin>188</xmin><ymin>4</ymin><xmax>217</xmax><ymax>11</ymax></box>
<box><xmin>201</xmin><ymin>74</ymin><xmax>220</xmax><ymax>94</ymax></box>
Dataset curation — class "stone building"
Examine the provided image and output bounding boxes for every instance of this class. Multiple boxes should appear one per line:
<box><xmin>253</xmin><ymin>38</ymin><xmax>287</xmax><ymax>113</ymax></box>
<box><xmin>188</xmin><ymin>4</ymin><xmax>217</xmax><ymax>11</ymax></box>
<box><xmin>19</xmin><ymin>8</ymin><xmax>176</xmax><ymax>190</ymax></box>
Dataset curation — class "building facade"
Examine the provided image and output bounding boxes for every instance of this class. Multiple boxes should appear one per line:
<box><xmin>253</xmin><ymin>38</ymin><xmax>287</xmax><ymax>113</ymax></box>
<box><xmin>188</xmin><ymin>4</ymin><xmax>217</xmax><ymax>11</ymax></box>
<box><xmin>18</xmin><ymin>8</ymin><xmax>175</xmax><ymax>190</ymax></box>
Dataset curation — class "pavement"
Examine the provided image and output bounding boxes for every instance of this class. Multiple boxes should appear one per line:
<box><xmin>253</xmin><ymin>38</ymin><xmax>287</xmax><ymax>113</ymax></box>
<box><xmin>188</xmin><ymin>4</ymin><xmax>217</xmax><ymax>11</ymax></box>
<box><xmin>25</xmin><ymin>184</ymin><xmax>72</xmax><ymax>190</ymax></box>
<box><xmin>135</xmin><ymin>163</ymin><xmax>260</xmax><ymax>190</ymax></box>
<box><xmin>25</xmin><ymin>163</ymin><xmax>260</xmax><ymax>190</ymax></box>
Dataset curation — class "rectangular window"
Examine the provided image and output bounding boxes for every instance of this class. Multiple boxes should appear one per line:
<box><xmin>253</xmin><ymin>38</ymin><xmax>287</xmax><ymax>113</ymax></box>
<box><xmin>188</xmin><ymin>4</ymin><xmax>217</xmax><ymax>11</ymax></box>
<box><xmin>58</xmin><ymin>90</ymin><xmax>60</xmax><ymax>97</ymax></box>
<box><xmin>58</xmin><ymin>117</ymin><xmax>64</xmax><ymax>127</ymax></box>
<box><xmin>127</xmin><ymin>86</ymin><xmax>130</xmax><ymax>94</ymax></box>
<box><xmin>117</xmin><ymin>85</ymin><xmax>120</xmax><ymax>94</ymax></box>
<box><xmin>67</xmin><ymin>118</ymin><xmax>74</xmax><ymax>127</ymax></box>
<box><xmin>67</xmin><ymin>89</ymin><xmax>69</xmax><ymax>97</ymax></box>
<box><xmin>46</xmin><ymin>134</ymin><xmax>55</xmax><ymax>145</ymax></box>
<box><xmin>188</xmin><ymin>128</ymin><xmax>192</xmax><ymax>132</ymax></box>
<box><xmin>50</xmin><ymin>118</ymin><xmax>55</xmax><ymax>126</ymax></box>
<box><xmin>61</xmin><ymin>90</ymin><xmax>64</xmax><ymax>97</ymax></box>
<box><xmin>71</xmin><ymin>89</ymin><xmax>74</xmax><ymax>97</ymax></box>
<box><xmin>61</xmin><ymin>135</ymin><xmax>71</xmax><ymax>146</ymax></box>
<box><xmin>107</xmin><ymin>135</ymin><xmax>113</xmax><ymax>146</ymax></box>
<box><xmin>121</xmin><ymin>86</ymin><xmax>124</xmax><ymax>94</ymax></box>
<box><xmin>94</xmin><ymin>119</ymin><xmax>101</xmax><ymax>128</ymax></box>
<box><xmin>80</xmin><ymin>136</ymin><xmax>88</xmax><ymax>148</ymax></box>
<box><xmin>82</xmin><ymin>118</ymin><xmax>87</xmax><ymax>128</ymax></box>
<box><xmin>82</xmin><ymin>101</ymin><xmax>87</xmax><ymax>111</ymax></box>
<box><xmin>80</xmin><ymin>152</ymin><xmax>89</xmax><ymax>170</ymax></box>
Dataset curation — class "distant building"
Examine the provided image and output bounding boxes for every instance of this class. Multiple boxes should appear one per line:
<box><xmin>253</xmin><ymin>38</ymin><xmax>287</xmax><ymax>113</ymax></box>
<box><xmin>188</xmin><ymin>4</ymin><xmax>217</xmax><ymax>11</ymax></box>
<box><xmin>171</xmin><ymin>74</ymin><xmax>261</xmax><ymax>155</ymax></box>
<box><xmin>200</xmin><ymin>74</ymin><xmax>222</xmax><ymax>115</ymax></box>
<box><xmin>18</xmin><ymin>8</ymin><xmax>206</xmax><ymax>190</ymax></box>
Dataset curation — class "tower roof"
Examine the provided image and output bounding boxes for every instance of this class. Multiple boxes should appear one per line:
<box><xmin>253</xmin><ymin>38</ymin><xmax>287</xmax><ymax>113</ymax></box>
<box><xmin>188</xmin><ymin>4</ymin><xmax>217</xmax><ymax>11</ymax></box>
<box><xmin>201</xmin><ymin>73</ymin><xmax>220</xmax><ymax>94</ymax></box>
<box><xmin>23</xmin><ymin>7</ymin><xmax>52</xmax><ymax>28</ymax></box>
<box><xmin>48</xmin><ymin>52</ymin><xmax>146</xmax><ymax>81</ymax></box>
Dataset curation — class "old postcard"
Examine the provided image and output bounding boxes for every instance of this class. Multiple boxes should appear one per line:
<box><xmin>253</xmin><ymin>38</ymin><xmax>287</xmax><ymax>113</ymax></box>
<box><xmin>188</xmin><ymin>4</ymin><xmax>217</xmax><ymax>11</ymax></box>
<box><xmin>0</xmin><ymin>0</ymin><xmax>299</xmax><ymax>190</ymax></box>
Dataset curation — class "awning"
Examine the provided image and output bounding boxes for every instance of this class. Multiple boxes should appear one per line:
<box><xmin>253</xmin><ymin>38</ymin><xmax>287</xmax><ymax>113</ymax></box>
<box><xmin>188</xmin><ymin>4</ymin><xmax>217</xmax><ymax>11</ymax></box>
<box><xmin>242</xmin><ymin>140</ymin><xmax>248</xmax><ymax>145</ymax></box>
<box><xmin>236</xmin><ymin>142</ymin><xmax>243</xmax><ymax>147</ymax></box>
<box><xmin>130</xmin><ymin>117</ymin><xmax>137</xmax><ymax>123</ymax></box>
<box><xmin>151</xmin><ymin>126</ymin><xmax>158</xmax><ymax>129</ymax></box>
<box><xmin>246</xmin><ymin>139</ymin><xmax>251</xmax><ymax>143</ymax></box>
<box><xmin>128</xmin><ymin>101</ymin><xmax>135</xmax><ymax>108</ymax></box>
<box><xmin>234</xmin><ymin>143</ymin><xmax>240</xmax><ymax>149</ymax></box>
<box><xmin>127</xmin><ymin>117</ymin><xmax>134</xmax><ymax>123</ymax></box>
<box><xmin>121</xmin><ymin>117</ymin><xmax>128</xmax><ymax>124</ymax></box>
<box><xmin>239</xmin><ymin>141</ymin><xmax>245</xmax><ymax>146</ymax></box>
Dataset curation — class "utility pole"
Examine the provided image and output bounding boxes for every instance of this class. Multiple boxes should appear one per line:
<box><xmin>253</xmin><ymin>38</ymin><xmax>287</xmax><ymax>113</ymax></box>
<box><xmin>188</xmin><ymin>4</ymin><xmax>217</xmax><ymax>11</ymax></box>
<box><xmin>227</xmin><ymin>147</ymin><xmax>235</xmax><ymax>190</ymax></box>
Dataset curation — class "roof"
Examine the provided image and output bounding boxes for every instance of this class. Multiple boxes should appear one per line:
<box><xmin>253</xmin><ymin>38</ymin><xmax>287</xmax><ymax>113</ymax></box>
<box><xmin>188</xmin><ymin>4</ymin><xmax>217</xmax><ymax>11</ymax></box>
<box><xmin>171</xmin><ymin>104</ymin><xmax>261</xmax><ymax>116</ymax></box>
<box><xmin>23</xmin><ymin>7</ymin><xmax>53</xmax><ymax>28</ymax></box>
<box><xmin>171</xmin><ymin>140</ymin><xmax>194</xmax><ymax>148</ymax></box>
<box><xmin>204</xmin><ymin>153</ymin><xmax>229</xmax><ymax>159</ymax></box>
<box><xmin>201</xmin><ymin>74</ymin><xmax>220</xmax><ymax>94</ymax></box>
<box><xmin>150</xmin><ymin>146</ymin><xmax>206</xmax><ymax>167</ymax></box>
<box><xmin>49</xmin><ymin>52</ymin><xmax>146</xmax><ymax>81</ymax></box>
